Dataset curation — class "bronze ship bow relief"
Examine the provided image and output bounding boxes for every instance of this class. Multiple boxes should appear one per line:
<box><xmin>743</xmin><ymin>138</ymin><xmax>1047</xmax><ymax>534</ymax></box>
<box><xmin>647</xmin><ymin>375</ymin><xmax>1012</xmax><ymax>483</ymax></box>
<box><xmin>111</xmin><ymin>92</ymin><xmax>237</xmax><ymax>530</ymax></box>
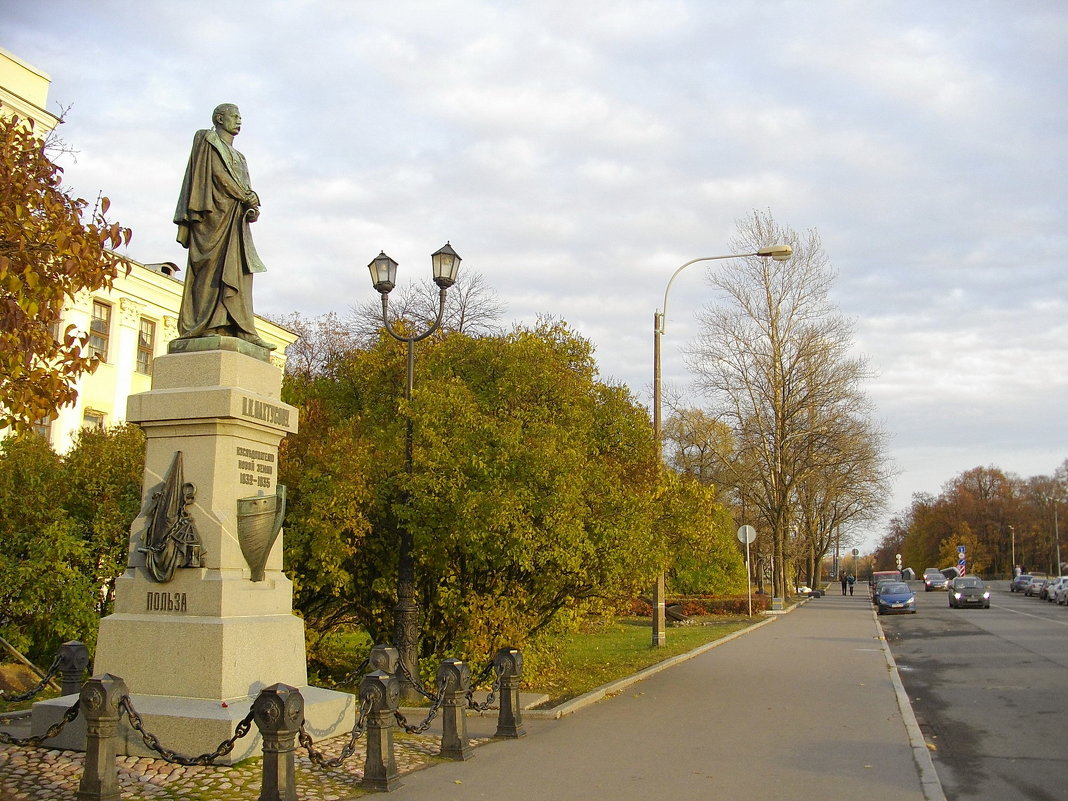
<box><xmin>237</xmin><ymin>484</ymin><xmax>286</xmax><ymax>581</ymax></box>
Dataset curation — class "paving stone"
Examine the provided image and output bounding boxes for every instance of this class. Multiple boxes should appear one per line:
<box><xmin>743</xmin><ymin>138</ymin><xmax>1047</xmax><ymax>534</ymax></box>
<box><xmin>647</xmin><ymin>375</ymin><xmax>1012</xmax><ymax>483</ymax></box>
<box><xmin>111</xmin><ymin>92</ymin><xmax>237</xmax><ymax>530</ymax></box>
<box><xmin>0</xmin><ymin>731</ymin><xmax>484</xmax><ymax>799</ymax></box>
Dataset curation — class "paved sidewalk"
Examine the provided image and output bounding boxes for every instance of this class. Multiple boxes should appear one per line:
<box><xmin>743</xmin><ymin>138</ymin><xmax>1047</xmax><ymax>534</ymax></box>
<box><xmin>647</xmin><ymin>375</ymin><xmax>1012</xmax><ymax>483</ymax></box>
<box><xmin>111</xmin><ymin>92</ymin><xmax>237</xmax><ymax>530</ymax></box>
<box><xmin>0</xmin><ymin>594</ymin><xmax>944</xmax><ymax>800</ymax></box>
<box><xmin>386</xmin><ymin>593</ymin><xmax>943</xmax><ymax>801</ymax></box>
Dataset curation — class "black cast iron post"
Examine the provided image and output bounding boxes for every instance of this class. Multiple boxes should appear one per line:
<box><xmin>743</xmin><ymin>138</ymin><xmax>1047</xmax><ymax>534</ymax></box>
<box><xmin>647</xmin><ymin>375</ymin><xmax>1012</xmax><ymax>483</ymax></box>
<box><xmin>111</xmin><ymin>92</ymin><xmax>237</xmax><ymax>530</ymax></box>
<box><xmin>493</xmin><ymin>647</ymin><xmax>526</xmax><ymax>739</ymax></box>
<box><xmin>437</xmin><ymin>658</ymin><xmax>473</xmax><ymax>760</ymax></box>
<box><xmin>76</xmin><ymin>673</ymin><xmax>127</xmax><ymax>801</ymax></box>
<box><xmin>360</xmin><ymin>669</ymin><xmax>402</xmax><ymax>792</ymax></box>
<box><xmin>57</xmin><ymin>640</ymin><xmax>91</xmax><ymax>697</ymax></box>
<box><xmin>368</xmin><ymin>643</ymin><xmax>400</xmax><ymax>675</ymax></box>
<box><xmin>253</xmin><ymin>683</ymin><xmax>303</xmax><ymax>801</ymax></box>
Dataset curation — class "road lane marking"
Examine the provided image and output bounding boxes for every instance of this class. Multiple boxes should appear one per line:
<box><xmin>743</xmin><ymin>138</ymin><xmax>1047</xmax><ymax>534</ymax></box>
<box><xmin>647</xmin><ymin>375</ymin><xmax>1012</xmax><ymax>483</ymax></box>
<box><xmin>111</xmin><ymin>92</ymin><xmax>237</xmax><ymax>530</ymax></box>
<box><xmin>991</xmin><ymin>603</ymin><xmax>1068</xmax><ymax>626</ymax></box>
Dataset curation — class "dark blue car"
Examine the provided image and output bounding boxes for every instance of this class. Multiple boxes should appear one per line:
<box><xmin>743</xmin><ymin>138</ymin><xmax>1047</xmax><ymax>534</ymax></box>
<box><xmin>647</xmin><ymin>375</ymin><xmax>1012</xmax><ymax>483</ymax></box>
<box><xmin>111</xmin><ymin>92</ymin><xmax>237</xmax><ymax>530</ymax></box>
<box><xmin>876</xmin><ymin>582</ymin><xmax>916</xmax><ymax>615</ymax></box>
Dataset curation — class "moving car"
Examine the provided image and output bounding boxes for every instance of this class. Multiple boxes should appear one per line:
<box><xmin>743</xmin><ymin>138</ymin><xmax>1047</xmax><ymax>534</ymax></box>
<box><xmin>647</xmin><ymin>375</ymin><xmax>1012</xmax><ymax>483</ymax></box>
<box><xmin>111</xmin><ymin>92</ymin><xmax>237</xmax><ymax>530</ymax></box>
<box><xmin>948</xmin><ymin>576</ymin><xmax>990</xmax><ymax>608</ymax></box>
<box><xmin>876</xmin><ymin>581</ymin><xmax>916</xmax><ymax>615</ymax></box>
<box><xmin>923</xmin><ymin>568</ymin><xmax>948</xmax><ymax>591</ymax></box>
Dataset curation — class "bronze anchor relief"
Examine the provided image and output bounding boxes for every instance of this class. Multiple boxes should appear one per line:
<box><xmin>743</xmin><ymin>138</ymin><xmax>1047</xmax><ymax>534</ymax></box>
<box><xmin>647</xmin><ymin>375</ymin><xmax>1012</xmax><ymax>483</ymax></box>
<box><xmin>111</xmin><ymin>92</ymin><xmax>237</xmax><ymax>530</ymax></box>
<box><xmin>138</xmin><ymin>451</ymin><xmax>204</xmax><ymax>583</ymax></box>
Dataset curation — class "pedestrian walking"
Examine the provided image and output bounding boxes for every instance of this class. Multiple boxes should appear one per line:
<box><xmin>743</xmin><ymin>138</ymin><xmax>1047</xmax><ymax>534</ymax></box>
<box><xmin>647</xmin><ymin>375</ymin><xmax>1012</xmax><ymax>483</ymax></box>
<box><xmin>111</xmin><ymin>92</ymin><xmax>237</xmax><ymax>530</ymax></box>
<box><xmin>840</xmin><ymin>573</ymin><xmax>848</xmax><ymax>595</ymax></box>
<box><xmin>847</xmin><ymin>574</ymin><xmax>855</xmax><ymax>596</ymax></box>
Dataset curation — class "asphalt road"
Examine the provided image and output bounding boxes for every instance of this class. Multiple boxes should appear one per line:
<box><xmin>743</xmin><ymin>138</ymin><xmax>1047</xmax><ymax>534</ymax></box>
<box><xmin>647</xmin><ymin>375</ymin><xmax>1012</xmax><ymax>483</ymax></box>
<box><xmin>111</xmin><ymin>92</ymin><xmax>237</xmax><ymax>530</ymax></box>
<box><xmin>879</xmin><ymin>580</ymin><xmax>1068</xmax><ymax>801</ymax></box>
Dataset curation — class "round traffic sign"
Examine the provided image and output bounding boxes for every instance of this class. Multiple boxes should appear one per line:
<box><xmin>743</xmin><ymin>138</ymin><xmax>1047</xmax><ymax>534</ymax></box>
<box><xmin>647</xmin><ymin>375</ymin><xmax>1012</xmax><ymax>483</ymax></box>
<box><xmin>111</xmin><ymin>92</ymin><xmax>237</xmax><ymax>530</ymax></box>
<box><xmin>736</xmin><ymin>525</ymin><xmax>757</xmax><ymax>544</ymax></box>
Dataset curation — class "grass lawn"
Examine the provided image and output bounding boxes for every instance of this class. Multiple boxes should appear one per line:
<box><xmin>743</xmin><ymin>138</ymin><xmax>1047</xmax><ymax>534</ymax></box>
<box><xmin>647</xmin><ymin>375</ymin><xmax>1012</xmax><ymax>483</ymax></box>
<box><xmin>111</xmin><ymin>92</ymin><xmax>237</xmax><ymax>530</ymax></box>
<box><xmin>531</xmin><ymin>615</ymin><xmax>758</xmax><ymax>706</ymax></box>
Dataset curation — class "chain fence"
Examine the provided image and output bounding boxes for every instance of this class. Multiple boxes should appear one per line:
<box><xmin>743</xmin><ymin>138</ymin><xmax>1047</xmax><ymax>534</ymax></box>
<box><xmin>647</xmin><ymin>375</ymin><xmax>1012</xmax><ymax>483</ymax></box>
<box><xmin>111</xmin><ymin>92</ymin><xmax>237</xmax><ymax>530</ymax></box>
<box><xmin>119</xmin><ymin>695</ymin><xmax>255</xmax><ymax>766</ymax></box>
<box><xmin>0</xmin><ymin>656</ymin><xmax>60</xmax><ymax>703</ymax></box>
<box><xmin>466</xmin><ymin>659</ymin><xmax>502</xmax><ymax>712</ymax></box>
<box><xmin>298</xmin><ymin>696</ymin><xmax>372</xmax><ymax>769</ymax></box>
<box><xmin>0</xmin><ymin>698</ymin><xmax>79</xmax><ymax>748</ymax></box>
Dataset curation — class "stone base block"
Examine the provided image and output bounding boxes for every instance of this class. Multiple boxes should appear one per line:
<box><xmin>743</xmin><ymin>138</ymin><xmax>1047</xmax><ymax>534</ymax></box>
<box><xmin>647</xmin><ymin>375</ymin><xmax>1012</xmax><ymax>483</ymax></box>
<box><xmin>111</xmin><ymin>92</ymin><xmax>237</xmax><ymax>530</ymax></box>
<box><xmin>32</xmin><ymin>685</ymin><xmax>354</xmax><ymax>765</ymax></box>
<box><xmin>93</xmin><ymin>610</ymin><xmax>308</xmax><ymax>700</ymax></box>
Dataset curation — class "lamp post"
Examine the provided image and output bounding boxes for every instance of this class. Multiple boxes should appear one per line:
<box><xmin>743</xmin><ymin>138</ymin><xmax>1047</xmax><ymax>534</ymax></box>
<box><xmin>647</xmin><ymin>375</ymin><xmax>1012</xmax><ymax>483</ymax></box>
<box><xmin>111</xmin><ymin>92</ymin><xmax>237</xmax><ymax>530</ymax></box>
<box><xmin>368</xmin><ymin>242</ymin><xmax>461</xmax><ymax>700</ymax></box>
<box><xmin>651</xmin><ymin>245</ymin><xmax>791</xmax><ymax>646</ymax></box>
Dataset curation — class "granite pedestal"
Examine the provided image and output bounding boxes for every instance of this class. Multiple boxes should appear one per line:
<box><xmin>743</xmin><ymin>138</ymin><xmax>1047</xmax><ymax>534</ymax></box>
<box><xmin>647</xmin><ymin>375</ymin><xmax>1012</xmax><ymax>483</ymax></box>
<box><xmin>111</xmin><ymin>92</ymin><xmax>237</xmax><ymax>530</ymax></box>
<box><xmin>33</xmin><ymin>339</ymin><xmax>354</xmax><ymax>763</ymax></box>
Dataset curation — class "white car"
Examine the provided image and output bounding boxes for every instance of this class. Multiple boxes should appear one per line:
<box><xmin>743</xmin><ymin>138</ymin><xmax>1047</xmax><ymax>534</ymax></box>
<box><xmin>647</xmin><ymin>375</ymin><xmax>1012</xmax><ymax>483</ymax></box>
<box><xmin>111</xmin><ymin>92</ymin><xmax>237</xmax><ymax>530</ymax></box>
<box><xmin>1041</xmin><ymin>576</ymin><xmax>1067</xmax><ymax>601</ymax></box>
<box><xmin>1049</xmin><ymin>576</ymin><xmax>1068</xmax><ymax>605</ymax></box>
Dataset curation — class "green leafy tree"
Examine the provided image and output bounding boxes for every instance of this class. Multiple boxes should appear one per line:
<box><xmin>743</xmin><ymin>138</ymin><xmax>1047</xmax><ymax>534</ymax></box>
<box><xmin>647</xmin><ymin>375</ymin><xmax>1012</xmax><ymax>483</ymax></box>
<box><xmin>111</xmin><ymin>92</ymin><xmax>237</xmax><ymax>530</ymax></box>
<box><xmin>0</xmin><ymin>111</ymin><xmax>132</xmax><ymax>432</ymax></box>
<box><xmin>0</xmin><ymin>426</ymin><xmax>144</xmax><ymax>662</ymax></box>
<box><xmin>61</xmin><ymin>424</ymin><xmax>145</xmax><ymax>615</ymax></box>
<box><xmin>0</xmin><ymin>434</ymin><xmax>95</xmax><ymax>662</ymax></box>
<box><xmin>281</xmin><ymin>320</ymin><xmax>675</xmax><ymax>672</ymax></box>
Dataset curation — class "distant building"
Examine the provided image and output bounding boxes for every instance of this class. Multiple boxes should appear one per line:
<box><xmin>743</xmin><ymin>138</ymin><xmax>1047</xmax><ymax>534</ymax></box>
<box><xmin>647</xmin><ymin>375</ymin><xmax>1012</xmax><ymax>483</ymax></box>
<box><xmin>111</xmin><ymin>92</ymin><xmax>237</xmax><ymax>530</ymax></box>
<box><xmin>0</xmin><ymin>46</ymin><xmax>60</xmax><ymax>132</ymax></box>
<box><xmin>36</xmin><ymin>258</ymin><xmax>296</xmax><ymax>451</ymax></box>
<box><xmin>2</xmin><ymin>49</ymin><xmax>297</xmax><ymax>452</ymax></box>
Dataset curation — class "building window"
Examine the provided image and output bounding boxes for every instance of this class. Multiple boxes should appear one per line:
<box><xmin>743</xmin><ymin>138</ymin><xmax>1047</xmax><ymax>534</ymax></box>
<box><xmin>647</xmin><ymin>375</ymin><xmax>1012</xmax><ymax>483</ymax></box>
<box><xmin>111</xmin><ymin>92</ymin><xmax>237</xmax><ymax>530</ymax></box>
<box><xmin>89</xmin><ymin>301</ymin><xmax>111</xmax><ymax>361</ymax></box>
<box><xmin>82</xmin><ymin>409</ymin><xmax>105</xmax><ymax>429</ymax></box>
<box><xmin>32</xmin><ymin>417</ymin><xmax>53</xmax><ymax>443</ymax></box>
<box><xmin>137</xmin><ymin>318</ymin><xmax>156</xmax><ymax>375</ymax></box>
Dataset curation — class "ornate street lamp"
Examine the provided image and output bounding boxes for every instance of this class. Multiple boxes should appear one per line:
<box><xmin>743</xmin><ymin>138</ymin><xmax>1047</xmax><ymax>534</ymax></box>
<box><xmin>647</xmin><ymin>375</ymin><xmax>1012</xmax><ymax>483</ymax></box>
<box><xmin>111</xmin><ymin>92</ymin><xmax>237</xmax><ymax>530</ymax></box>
<box><xmin>651</xmin><ymin>244</ymin><xmax>791</xmax><ymax>646</ymax></box>
<box><xmin>368</xmin><ymin>242</ymin><xmax>461</xmax><ymax>700</ymax></box>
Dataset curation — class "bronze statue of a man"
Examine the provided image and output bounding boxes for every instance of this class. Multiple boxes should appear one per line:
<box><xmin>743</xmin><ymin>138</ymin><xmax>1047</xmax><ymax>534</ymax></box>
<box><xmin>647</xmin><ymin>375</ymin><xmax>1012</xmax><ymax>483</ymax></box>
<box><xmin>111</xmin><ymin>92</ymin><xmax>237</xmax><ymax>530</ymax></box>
<box><xmin>174</xmin><ymin>103</ymin><xmax>274</xmax><ymax>349</ymax></box>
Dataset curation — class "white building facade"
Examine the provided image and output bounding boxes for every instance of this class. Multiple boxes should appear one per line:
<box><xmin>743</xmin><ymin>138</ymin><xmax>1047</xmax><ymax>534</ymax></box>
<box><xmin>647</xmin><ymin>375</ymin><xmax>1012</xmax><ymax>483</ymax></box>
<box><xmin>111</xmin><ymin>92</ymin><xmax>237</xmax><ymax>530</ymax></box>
<box><xmin>41</xmin><ymin>259</ymin><xmax>296</xmax><ymax>451</ymax></box>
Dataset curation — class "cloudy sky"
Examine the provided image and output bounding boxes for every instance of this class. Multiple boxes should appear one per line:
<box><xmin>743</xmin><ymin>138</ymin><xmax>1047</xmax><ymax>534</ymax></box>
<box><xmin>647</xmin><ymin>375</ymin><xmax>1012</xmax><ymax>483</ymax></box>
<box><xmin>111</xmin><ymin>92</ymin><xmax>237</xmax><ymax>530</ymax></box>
<box><xmin>5</xmin><ymin>1</ymin><xmax>1066</xmax><ymax>548</ymax></box>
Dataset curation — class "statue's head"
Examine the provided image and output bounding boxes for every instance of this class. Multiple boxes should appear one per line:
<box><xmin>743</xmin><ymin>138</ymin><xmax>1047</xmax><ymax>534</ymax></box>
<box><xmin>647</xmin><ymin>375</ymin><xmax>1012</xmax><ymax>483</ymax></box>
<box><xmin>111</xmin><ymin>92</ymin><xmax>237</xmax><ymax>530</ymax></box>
<box><xmin>212</xmin><ymin>103</ymin><xmax>241</xmax><ymax>135</ymax></box>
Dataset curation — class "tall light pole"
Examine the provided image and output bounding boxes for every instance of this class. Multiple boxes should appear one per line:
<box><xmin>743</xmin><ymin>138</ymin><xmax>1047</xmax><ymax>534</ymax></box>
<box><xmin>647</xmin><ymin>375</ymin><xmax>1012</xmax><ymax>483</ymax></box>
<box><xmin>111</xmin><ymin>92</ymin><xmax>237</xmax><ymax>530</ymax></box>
<box><xmin>651</xmin><ymin>244</ymin><xmax>792</xmax><ymax>646</ymax></box>
<box><xmin>368</xmin><ymin>242</ymin><xmax>461</xmax><ymax>700</ymax></box>
<box><xmin>1055</xmin><ymin>504</ymin><xmax>1062</xmax><ymax>577</ymax></box>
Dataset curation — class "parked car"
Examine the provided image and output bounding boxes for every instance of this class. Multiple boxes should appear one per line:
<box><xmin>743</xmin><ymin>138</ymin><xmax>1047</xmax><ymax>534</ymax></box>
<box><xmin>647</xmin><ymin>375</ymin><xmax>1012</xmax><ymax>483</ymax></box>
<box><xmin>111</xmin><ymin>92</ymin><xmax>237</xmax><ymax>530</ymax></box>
<box><xmin>869</xmin><ymin>570</ymin><xmax>902</xmax><ymax>602</ymax></box>
<box><xmin>1042</xmin><ymin>576</ymin><xmax>1068</xmax><ymax>602</ymax></box>
<box><xmin>949</xmin><ymin>576</ymin><xmax>990</xmax><ymax>608</ymax></box>
<box><xmin>1010</xmin><ymin>573</ymin><xmax>1034</xmax><ymax>593</ymax></box>
<box><xmin>923</xmin><ymin>571</ymin><xmax>948</xmax><ymax>591</ymax></box>
<box><xmin>1024</xmin><ymin>576</ymin><xmax>1049</xmax><ymax>597</ymax></box>
<box><xmin>1055</xmin><ymin>580</ymin><xmax>1068</xmax><ymax>606</ymax></box>
<box><xmin>871</xmin><ymin>579</ymin><xmax>899</xmax><ymax>605</ymax></box>
<box><xmin>876</xmin><ymin>582</ymin><xmax>917</xmax><ymax>615</ymax></box>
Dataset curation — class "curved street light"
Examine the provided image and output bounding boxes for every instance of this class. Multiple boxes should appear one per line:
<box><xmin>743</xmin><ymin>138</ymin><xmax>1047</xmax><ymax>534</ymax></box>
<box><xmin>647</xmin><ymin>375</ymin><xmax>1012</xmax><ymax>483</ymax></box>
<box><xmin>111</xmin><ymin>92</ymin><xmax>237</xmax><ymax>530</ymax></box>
<box><xmin>368</xmin><ymin>242</ymin><xmax>461</xmax><ymax>700</ymax></box>
<box><xmin>650</xmin><ymin>244</ymin><xmax>791</xmax><ymax>646</ymax></box>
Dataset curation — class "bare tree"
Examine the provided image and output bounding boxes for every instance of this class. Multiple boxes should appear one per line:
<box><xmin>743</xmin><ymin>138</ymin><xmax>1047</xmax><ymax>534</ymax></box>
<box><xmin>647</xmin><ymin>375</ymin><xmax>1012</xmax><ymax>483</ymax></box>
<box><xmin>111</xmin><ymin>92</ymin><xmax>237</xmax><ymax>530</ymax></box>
<box><xmin>685</xmin><ymin>209</ymin><xmax>889</xmax><ymax>599</ymax></box>
<box><xmin>347</xmin><ymin>270</ymin><xmax>505</xmax><ymax>346</ymax></box>
<box><xmin>267</xmin><ymin>311</ymin><xmax>358</xmax><ymax>376</ymax></box>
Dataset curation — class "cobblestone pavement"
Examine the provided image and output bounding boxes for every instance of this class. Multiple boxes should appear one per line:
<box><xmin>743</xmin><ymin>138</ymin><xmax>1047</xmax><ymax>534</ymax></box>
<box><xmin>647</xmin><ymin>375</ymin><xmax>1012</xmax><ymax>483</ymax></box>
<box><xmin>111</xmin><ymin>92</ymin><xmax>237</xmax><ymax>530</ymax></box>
<box><xmin>0</xmin><ymin>730</ymin><xmax>487</xmax><ymax>800</ymax></box>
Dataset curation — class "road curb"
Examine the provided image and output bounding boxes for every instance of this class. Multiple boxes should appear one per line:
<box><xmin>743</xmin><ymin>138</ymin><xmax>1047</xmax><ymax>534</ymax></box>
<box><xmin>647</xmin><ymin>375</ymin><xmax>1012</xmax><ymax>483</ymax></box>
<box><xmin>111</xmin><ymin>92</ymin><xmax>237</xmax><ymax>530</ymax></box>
<box><xmin>525</xmin><ymin>615</ymin><xmax>778</xmax><ymax>719</ymax></box>
<box><xmin>873</xmin><ymin>607</ymin><xmax>948</xmax><ymax>801</ymax></box>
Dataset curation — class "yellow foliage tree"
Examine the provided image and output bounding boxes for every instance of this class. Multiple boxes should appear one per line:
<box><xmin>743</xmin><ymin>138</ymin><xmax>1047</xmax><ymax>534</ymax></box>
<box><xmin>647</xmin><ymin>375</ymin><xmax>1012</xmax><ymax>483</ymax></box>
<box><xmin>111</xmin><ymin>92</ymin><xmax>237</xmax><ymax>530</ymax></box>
<box><xmin>938</xmin><ymin>521</ymin><xmax>990</xmax><ymax>576</ymax></box>
<box><xmin>0</xmin><ymin>111</ymin><xmax>131</xmax><ymax>431</ymax></box>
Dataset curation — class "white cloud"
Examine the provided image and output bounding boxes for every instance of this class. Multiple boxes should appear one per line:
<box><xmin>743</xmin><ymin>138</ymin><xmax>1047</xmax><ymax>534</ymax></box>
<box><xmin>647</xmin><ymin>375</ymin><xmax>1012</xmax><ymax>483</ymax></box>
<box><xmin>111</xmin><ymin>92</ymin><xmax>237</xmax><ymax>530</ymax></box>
<box><xmin>4</xmin><ymin>0</ymin><xmax>1066</xmax><ymax>548</ymax></box>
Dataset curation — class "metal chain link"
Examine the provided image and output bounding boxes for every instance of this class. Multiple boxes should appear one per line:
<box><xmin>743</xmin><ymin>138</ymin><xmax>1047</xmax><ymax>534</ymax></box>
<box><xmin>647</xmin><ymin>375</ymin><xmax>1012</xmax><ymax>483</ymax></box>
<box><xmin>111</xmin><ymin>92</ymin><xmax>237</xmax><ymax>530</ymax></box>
<box><xmin>298</xmin><ymin>696</ymin><xmax>372</xmax><ymax>769</ymax></box>
<box><xmin>120</xmin><ymin>696</ymin><xmax>255</xmax><ymax>765</ymax></box>
<box><xmin>393</xmin><ymin>684</ymin><xmax>446</xmax><ymax>734</ymax></box>
<box><xmin>339</xmin><ymin>657</ymin><xmax>370</xmax><ymax>689</ymax></box>
<box><xmin>0</xmin><ymin>699</ymin><xmax>79</xmax><ymax>747</ymax></box>
<box><xmin>394</xmin><ymin>659</ymin><xmax>437</xmax><ymax>701</ymax></box>
<box><xmin>466</xmin><ymin>661</ymin><xmax>504</xmax><ymax>712</ymax></box>
<box><xmin>0</xmin><ymin>656</ymin><xmax>61</xmax><ymax>703</ymax></box>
